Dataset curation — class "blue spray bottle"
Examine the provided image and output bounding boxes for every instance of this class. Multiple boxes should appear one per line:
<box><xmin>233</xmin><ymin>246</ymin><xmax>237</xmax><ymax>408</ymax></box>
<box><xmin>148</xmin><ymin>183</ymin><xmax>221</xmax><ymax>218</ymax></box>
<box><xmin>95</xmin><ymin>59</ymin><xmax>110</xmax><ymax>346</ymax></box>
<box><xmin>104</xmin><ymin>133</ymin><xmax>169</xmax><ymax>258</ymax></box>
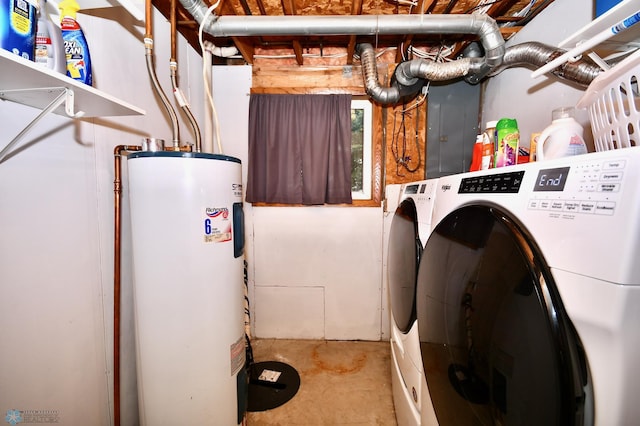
<box><xmin>59</xmin><ymin>0</ymin><xmax>91</xmax><ymax>85</ymax></box>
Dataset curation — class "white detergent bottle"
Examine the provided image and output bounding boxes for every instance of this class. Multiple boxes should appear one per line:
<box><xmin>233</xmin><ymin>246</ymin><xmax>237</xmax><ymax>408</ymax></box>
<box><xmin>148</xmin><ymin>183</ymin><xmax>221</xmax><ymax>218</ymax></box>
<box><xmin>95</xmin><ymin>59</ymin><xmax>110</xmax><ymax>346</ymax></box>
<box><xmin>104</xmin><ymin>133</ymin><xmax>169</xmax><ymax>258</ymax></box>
<box><xmin>35</xmin><ymin>0</ymin><xmax>66</xmax><ymax>74</ymax></box>
<box><xmin>537</xmin><ymin>107</ymin><xmax>588</xmax><ymax>161</ymax></box>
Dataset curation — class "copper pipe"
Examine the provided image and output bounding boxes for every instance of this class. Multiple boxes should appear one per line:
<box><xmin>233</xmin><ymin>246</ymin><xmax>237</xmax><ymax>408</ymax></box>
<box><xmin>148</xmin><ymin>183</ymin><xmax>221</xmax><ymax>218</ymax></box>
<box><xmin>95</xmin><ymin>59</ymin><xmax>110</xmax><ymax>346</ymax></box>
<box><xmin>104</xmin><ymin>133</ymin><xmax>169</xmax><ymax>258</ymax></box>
<box><xmin>145</xmin><ymin>0</ymin><xmax>180</xmax><ymax>148</ymax></box>
<box><xmin>145</xmin><ymin>0</ymin><xmax>152</xmax><ymax>38</ymax></box>
<box><xmin>170</xmin><ymin>0</ymin><xmax>177</xmax><ymax>62</ymax></box>
<box><xmin>113</xmin><ymin>145</ymin><xmax>140</xmax><ymax>426</ymax></box>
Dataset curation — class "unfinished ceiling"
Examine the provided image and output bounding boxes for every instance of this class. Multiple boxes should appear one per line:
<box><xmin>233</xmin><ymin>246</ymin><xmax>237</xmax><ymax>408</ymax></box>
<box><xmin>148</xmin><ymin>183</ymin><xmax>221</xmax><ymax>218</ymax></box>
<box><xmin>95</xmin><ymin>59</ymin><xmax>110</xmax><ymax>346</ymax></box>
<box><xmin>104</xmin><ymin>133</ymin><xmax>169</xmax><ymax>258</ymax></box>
<box><xmin>152</xmin><ymin>0</ymin><xmax>556</xmax><ymax>66</ymax></box>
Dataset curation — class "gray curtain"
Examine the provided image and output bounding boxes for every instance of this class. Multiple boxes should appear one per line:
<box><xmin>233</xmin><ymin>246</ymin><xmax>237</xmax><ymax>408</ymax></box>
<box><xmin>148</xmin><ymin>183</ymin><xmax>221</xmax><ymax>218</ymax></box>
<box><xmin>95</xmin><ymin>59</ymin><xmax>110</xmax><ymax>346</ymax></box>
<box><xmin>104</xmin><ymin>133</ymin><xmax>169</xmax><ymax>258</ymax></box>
<box><xmin>246</xmin><ymin>94</ymin><xmax>353</xmax><ymax>205</ymax></box>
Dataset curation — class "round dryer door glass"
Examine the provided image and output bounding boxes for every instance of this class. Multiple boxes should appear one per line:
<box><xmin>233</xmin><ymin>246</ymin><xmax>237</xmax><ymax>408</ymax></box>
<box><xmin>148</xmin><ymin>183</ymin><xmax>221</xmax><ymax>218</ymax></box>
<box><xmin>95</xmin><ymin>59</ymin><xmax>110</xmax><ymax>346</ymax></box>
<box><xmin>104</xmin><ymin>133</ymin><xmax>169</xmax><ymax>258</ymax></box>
<box><xmin>388</xmin><ymin>198</ymin><xmax>423</xmax><ymax>333</ymax></box>
<box><xmin>416</xmin><ymin>205</ymin><xmax>589</xmax><ymax>425</ymax></box>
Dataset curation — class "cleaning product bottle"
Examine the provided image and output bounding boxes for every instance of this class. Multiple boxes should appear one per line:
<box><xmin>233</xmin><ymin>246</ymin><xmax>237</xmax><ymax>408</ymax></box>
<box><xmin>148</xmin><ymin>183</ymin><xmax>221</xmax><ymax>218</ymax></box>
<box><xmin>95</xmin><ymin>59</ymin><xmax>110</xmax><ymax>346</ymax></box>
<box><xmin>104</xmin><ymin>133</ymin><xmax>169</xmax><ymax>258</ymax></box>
<box><xmin>469</xmin><ymin>135</ymin><xmax>483</xmax><ymax>172</ymax></box>
<box><xmin>537</xmin><ymin>107</ymin><xmax>587</xmax><ymax>161</ymax></box>
<box><xmin>482</xmin><ymin>121</ymin><xmax>497</xmax><ymax>169</ymax></box>
<box><xmin>1</xmin><ymin>0</ymin><xmax>37</xmax><ymax>60</ymax></box>
<box><xmin>59</xmin><ymin>0</ymin><xmax>91</xmax><ymax>85</ymax></box>
<box><xmin>495</xmin><ymin>118</ymin><xmax>519</xmax><ymax>167</ymax></box>
<box><xmin>35</xmin><ymin>0</ymin><xmax>66</xmax><ymax>73</ymax></box>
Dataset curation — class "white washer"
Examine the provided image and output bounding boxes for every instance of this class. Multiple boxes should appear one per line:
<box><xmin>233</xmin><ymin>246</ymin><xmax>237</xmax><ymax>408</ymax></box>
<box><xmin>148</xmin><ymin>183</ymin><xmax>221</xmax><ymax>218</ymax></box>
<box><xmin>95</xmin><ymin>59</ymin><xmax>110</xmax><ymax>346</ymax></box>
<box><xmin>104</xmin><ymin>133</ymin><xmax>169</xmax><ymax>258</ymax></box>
<box><xmin>387</xmin><ymin>179</ymin><xmax>438</xmax><ymax>426</ymax></box>
<box><xmin>416</xmin><ymin>147</ymin><xmax>640</xmax><ymax>425</ymax></box>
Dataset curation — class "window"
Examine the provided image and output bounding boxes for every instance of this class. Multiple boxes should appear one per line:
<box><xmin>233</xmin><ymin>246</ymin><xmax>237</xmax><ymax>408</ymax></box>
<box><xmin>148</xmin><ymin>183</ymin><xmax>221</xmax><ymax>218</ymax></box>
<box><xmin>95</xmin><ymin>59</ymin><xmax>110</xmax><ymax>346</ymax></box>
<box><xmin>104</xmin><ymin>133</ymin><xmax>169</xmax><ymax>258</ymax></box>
<box><xmin>246</xmin><ymin>90</ymin><xmax>381</xmax><ymax>207</ymax></box>
<box><xmin>351</xmin><ymin>99</ymin><xmax>373</xmax><ymax>200</ymax></box>
<box><xmin>246</xmin><ymin>94</ymin><xmax>353</xmax><ymax>205</ymax></box>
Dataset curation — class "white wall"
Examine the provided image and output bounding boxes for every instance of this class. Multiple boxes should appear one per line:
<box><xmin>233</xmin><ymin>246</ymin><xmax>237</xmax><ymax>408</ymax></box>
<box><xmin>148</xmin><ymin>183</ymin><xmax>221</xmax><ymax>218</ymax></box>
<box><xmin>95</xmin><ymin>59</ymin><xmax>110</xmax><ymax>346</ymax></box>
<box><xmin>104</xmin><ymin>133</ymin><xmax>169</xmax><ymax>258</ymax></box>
<box><xmin>250</xmin><ymin>206</ymin><xmax>383</xmax><ymax>341</ymax></box>
<box><xmin>0</xmin><ymin>7</ymin><xmax>205</xmax><ymax>425</ymax></box>
<box><xmin>482</xmin><ymin>0</ymin><xmax>594</xmax><ymax>149</ymax></box>
<box><xmin>208</xmin><ymin>66</ymin><xmax>386</xmax><ymax>341</ymax></box>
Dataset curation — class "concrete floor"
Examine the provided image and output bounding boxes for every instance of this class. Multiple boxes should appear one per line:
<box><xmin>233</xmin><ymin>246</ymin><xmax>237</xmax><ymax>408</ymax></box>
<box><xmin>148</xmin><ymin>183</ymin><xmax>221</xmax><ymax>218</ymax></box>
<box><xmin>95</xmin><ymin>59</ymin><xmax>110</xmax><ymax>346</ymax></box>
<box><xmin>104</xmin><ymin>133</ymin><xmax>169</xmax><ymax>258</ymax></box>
<box><xmin>246</xmin><ymin>339</ymin><xmax>398</xmax><ymax>425</ymax></box>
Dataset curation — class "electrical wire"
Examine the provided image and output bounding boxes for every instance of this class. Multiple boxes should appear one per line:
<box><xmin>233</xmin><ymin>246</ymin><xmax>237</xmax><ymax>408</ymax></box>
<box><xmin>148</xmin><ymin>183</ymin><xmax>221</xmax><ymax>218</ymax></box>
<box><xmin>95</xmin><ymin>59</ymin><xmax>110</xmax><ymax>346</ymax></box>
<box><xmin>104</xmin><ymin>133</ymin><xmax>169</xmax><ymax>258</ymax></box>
<box><xmin>386</xmin><ymin>0</ymin><xmax>418</xmax><ymax>6</ymax></box>
<box><xmin>463</xmin><ymin>0</ymin><xmax>505</xmax><ymax>14</ymax></box>
<box><xmin>198</xmin><ymin>0</ymin><xmax>223</xmax><ymax>154</ymax></box>
<box><xmin>409</xmin><ymin>43</ymin><xmax>457</xmax><ymax>61</ymax></box>
<box><xmin>501</xmin><ymin>0</ymin><xmax>537</xmax><ymax>27</ymax></box>
<box><xmin>400</xmin><ymin>83</ymin><xmax>429</xmax><ymax>113</ymax></box>
<box><xmin>390</xmin><ymin>43</ymin><xmax>440</xmax><ymax>176</ymax></box>
<box><xmin>390</xmin><ymin>101</ymin><xmax>422</xmax><ymax>176</ymax></box>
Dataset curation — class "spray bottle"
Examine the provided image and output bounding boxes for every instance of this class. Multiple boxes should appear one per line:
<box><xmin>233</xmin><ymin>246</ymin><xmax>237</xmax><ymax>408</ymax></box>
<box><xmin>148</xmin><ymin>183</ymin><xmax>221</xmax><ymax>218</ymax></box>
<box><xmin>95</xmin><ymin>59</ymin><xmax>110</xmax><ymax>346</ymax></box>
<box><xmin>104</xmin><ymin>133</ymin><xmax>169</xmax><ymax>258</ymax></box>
<box><xmin>59</xmin><ymin>0</ymin><xmax>91</xmax><ymax>85</ymax></box>
<box><xmin>35</xmin><ymin>0</ymin><xmax>66</xmax><ymax>73</ymax></box>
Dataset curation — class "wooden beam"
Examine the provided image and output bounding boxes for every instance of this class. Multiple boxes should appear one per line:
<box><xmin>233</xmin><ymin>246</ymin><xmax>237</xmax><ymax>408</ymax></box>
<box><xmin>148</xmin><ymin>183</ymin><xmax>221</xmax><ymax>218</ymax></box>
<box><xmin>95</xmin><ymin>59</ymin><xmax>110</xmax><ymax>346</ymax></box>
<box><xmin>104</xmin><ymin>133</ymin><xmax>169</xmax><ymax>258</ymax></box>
<box><xmin>347</xmin><ymin>0</ymin><xmax>364</xmax><ymax>65</ymax></box>
<box><xmin>442</xmin><ymin>0</ymin><xmax>459</xmax><ymax>14</ymax></box>
<box><xmin>255</xmin><ymin>0</ymin><xmax>267</xmax><ymax>15</ymax></box>
<box><xmin>281</xmin><ymin>0</ymin><xmax>304</xmax><ymax>65</ymax></box>
<box><xmin>396</xmin><ymin>0</ymin><xmax>433</xmax><ymax>63</ymax></box>
<box><xmin>252</xmin><ymin>65</ymin><xmax>365</xmax><ymax>91</ymax></box>
<box><xmin>237</xmin><ymin>0</ymin><xmax>252</xmax><ymax>15</ymax></box>
<box><xmin>486</xmin><ymin>0</ymin><xmax>520</xmax><ymax>18</ymax></box>
<box><xmin>292</xmin><ymin>42</ymin><xmax>304</xmax><ymax>65</ymax></box>
<box><xmin>232</xmin><ymin>37</ymin><xmax>256</xmax><ymax>64</ymax></box>
<box><xmin>219</xmin><ymin>0</ymin><xmax>255</xmax><ymax>64</ymax></box>
<box><xmin>281</xmin><ymin>0</ymin><xmax>296</xmax><ymax>14</ymax></box>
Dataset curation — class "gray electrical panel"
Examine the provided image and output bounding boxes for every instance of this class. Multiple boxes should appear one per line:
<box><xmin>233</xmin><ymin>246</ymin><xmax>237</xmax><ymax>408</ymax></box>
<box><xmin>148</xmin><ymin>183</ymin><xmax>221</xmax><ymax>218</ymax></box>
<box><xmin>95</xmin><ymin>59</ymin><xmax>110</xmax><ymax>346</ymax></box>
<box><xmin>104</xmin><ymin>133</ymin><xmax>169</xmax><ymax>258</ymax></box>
<box><xmin>426</xmin><ymin>79</ymin><xmax>481</xmax><ymax>178</ymax></box>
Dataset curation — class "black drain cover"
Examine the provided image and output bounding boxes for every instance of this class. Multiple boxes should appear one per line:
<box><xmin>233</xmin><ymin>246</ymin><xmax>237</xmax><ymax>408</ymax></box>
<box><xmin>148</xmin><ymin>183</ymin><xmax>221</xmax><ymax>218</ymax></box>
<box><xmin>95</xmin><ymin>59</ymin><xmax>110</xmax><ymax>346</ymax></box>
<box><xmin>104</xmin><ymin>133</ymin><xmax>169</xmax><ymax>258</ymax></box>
<box><xmin>247</xmin><ymin>361</ymin><xmax>300</xmax><ymax>412</ymax></box>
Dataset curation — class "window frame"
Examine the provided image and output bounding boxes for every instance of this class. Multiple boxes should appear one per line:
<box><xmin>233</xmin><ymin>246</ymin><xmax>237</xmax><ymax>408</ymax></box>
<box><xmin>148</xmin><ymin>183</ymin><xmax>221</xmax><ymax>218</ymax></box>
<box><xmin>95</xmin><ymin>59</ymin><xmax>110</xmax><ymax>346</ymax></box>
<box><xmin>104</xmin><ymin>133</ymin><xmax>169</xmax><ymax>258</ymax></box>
<box><xmin>351</xmin><ymin>99</ymin><xmax>373</xmax><ymax>201</ymax></box>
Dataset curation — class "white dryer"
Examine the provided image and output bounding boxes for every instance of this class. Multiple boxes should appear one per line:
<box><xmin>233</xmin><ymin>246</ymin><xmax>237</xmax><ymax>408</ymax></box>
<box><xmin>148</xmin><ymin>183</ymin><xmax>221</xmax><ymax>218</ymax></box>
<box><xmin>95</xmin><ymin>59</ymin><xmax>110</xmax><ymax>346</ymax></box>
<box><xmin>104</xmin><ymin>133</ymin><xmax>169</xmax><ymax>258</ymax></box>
<box><xmin>415</xmin><ymin>147</ymin><xmax>640</xmax><ymax>425</ymax></box>
<box><xmin>387</xmin><ymin>179</ymin><xmax>438</xmax><ymax>426</ymax></box>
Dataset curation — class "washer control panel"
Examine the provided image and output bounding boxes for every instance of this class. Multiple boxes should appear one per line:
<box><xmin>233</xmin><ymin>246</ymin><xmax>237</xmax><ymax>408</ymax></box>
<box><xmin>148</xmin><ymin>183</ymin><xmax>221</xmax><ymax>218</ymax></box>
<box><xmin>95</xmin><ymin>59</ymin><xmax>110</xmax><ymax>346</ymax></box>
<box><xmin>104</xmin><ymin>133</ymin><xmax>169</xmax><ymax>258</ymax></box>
<box><xmin>455</xmin><ymin>157</ymin><xmax>626</xmax><ymax>217</ymax></box>
<box><xmin>527</xmin><ymin>158</ymin><xmax>625</xmax><ymax>216</ymax></box>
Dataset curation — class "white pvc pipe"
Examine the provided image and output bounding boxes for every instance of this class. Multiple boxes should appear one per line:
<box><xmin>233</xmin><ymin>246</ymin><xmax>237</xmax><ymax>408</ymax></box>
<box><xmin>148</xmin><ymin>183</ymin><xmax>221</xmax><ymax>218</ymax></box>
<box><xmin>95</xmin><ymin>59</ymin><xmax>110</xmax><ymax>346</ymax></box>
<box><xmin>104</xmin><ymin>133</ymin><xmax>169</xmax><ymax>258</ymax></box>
<box><xmin>203</xmin><ymin>48</ymin><xmax>214</xmax><ymax>154</ymax></box>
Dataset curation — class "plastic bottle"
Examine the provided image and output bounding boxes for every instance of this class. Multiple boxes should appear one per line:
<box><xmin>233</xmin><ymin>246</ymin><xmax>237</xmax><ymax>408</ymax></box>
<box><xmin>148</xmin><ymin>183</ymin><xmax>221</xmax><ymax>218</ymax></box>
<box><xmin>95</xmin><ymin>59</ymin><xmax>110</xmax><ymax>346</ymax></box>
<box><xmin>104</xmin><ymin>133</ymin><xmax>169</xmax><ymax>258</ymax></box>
<box><xmin>495</xmin><ymin>118</ymin><xmax>519</xmax><ymax>167</ymax></box>
<box><xmin>1</xmin><ymin>0</ymin><xmax>37</xmax><ymax>60</ymax></box>
<box><xmin>482</xmin><ymin>121</ymin><xmax>496</xmax><ymax>169</ymax></box>
<box><xmin>59</xmin><ymin>0</ymin><xmax>91</xmax><ymax>85</ymax></box>
<box><xmin>35</xmin><ymin>0</ymin><xmax>66</xmax><ymax>73</ymax></box>
<box><xmin>537</xmin><ymin>107</ymin><xmax>588</xmax><ymax>161</ymax></box>
<box><xmin>469</xmin><ymin>135</ymin><xmax>483</xmax><ymax>172</ymax></box>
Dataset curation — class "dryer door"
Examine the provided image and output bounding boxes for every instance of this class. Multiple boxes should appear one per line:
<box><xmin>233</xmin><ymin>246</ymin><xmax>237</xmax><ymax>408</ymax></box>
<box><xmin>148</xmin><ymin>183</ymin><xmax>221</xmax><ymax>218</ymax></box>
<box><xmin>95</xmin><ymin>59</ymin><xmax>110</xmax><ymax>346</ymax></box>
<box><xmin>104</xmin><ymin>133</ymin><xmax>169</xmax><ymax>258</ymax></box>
<box><xmin>388</xmin><ymin>198</ymin><xmax>423</xmax><ymax>333</ymax></box>
<box><xmin>416</xmin><ymin>205</ymin><xmax>589</xmax><ymax>425</ymax></box>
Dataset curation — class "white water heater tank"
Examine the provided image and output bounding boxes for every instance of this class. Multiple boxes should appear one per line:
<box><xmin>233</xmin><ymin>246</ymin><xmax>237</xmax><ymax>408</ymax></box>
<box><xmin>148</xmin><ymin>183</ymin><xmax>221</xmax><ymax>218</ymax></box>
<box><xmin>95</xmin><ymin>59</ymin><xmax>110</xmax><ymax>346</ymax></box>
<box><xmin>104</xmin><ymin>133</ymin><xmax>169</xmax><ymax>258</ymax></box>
<box><xmin>127</xmin><ymin>152</ymin><xmax>246</xmax><ymax>425</ymax></box>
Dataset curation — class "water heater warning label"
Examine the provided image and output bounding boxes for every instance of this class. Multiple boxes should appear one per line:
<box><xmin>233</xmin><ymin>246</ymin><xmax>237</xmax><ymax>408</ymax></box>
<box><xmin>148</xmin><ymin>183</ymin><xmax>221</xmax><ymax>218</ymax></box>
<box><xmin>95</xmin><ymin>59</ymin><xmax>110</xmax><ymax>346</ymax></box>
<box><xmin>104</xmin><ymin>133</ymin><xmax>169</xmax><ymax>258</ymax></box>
<box><xmin>203</xmin><ymin>207</ymin><xmax>232</xmax><ymax>243</ymax></box>
<box><xmin>230</xmin><ymin>336</ymin><xmax>245</xmax><ymax>376</ymax></box>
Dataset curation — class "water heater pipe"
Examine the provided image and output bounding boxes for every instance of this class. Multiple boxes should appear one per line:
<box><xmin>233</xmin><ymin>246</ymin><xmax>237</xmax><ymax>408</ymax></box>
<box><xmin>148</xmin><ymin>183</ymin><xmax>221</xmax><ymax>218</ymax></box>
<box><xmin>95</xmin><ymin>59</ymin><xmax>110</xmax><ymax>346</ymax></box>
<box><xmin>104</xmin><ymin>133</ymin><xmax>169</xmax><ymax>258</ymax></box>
<box><xmin>170</xmin><ymin>0</ymin><xmax>202</xmax><ymax>152</ymax></box>
<box><xmin>202</xmin><ymin>47</ymin><xmax>214</xmax><ymax>154</ymax></box>
<box><xmin>145</xmin><ymin>0</ymin><xmax>180</xmax><ymax>149</ymax></box>
<box><xmin>113</xmin><ymin>145</ymin><xmax>140</xmax><ymax>426</ymax></box>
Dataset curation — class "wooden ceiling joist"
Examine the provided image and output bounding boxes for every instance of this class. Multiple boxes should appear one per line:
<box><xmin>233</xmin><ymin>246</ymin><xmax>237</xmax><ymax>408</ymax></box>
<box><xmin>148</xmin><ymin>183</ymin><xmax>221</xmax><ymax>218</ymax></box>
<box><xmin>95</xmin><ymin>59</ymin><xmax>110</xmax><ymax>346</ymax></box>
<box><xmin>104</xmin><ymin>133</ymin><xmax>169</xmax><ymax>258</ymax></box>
<box><xmin>154</xmin><ymin>0</ymin><xmax>554</xmax><ymax>65</ymax></box>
